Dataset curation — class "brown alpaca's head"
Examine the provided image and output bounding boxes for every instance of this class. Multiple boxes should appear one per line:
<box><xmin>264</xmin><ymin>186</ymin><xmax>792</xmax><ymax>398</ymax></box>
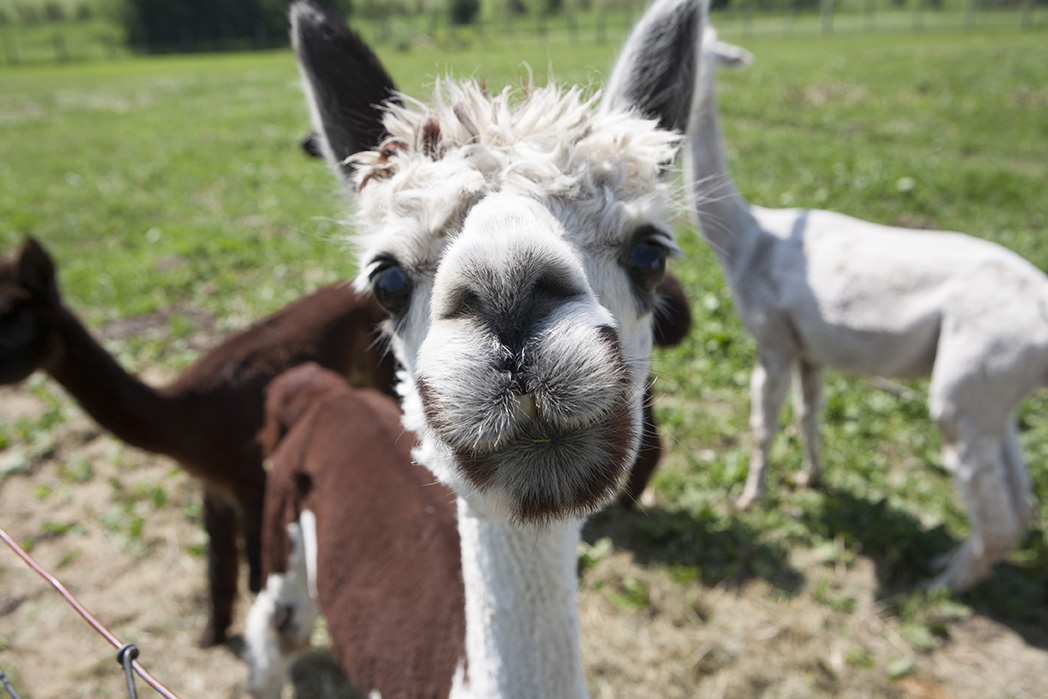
<box><xmin>0</xmin><ymin>238</ymin><xmax>62</xmax><ymax>384</ymax></box>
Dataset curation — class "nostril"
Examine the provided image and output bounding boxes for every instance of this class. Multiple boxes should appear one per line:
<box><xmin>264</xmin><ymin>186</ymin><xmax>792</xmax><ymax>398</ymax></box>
<box><xmin>442</xmin><ymin>286</ymin><xmax>483</xmax><ymax>321</ymax></box>
<box><xmin>533</xmin><ymin>272</ymin><xmax>582</xmax><ymax>305</ymax></box>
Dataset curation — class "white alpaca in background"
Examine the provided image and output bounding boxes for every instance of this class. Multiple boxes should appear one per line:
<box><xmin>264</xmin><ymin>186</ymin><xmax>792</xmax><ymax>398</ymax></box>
<box><xmin>279</xmin><ymin>0</ymin><xmax>707</xmax><ymax>696</ymax></box>
<box><xmin>686</xmin><ymin>24</ymin><xmax>1044</xmax><ymax>590</ymax></box>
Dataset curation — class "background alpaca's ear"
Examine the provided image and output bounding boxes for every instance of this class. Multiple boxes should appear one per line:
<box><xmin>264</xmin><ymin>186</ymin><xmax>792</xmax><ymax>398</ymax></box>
<box><xmin>289</xmin><ymin>0</ymin><xmax>399</xmax><ymax>183</ymax></box>
<box><xmin>600</xmin><ymin>0</ymin><xmax>706</xmax><ymax>133</ymax></box>
<box><xmin>712</xmin><ymin>37</ymin><xmax>754</xmax><ymax>69</ymax></box>
<box><xmin>17</xmin><ymin>238</ymin><xmax>59</xmax><ymax>302</ymax></box>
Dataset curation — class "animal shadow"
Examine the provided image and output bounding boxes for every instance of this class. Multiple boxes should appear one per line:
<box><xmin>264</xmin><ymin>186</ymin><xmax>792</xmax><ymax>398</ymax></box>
<box><xmin>584</xmin><ymin>503</ymin><xmax>805</xmax><ymax>593</ymax></box>
<box><xmin>792</xmin><ymin>484</ymin><xmax>1048</xmax><ymax>649</ymax></box>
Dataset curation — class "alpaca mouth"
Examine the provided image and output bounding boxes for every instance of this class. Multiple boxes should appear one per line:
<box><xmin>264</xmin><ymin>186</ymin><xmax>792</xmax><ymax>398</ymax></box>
<box><xmin>420</xmin><ymin>378</ymin><xmax>638</xmax><ymax>523</ymax></box>
<box><xmin>457</xmin><ymin>397</ymin><xmax>636</xmax><ymax>522</ymax></box>
<box><xmin>415</xmin><ymin>317</ymin><xmax>641</xmax><ymax>521</ymax></box>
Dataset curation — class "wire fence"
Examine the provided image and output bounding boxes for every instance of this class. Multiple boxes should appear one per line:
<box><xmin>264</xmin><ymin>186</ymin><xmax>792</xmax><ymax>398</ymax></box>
<box><xmin>0</xmin><ymin>0</ymin><xmax>1043</xmax><ymax>67</ymax></box>
<box><xmin>0</xmin><ymin>524</ymin><xmax>182</xmax><ymax>699</ymax></box>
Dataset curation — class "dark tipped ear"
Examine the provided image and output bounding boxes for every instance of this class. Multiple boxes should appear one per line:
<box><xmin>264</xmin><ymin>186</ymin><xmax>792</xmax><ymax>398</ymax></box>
<box><xmin>652</xmin><ymin>272</ymin><xmax>692</xmax><ymax>347</ymax></box>
<box><xmin>290</xmin><ymin>1</ymin><xmax>399</xmax><ymax>182</ymax></box>
<box><xmin>601</xmin><ymin>0</ymin><xmax>705</xmax><ymax>133</ymax></box>
<box><xmin>17</xmin><ymin>238</ymin><xmax>59</xmax><ymax>302</ymax></box>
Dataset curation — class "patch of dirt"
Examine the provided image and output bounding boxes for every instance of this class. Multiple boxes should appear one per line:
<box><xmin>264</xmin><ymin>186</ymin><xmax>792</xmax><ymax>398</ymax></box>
<box><xmin>2</xmin><ymin>384</ymin><xmax>1047</xmax><ymax>698</ymax></box>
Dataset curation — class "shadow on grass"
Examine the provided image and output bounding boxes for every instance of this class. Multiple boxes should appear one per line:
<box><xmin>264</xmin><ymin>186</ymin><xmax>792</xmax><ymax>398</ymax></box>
<box><xmin>800</xmin><ymin>485</ymin><xmax>958</xmax><ymax>589</ymax></box>
<box><xmin>583</xmin><ymin>503</ymin><xmax>805</xmax><ymax>594</ymax></box>
<box><xmin>806</xmin><ymin>485</ymin><xmax>1048</xmax><ymax>649</ymax></box>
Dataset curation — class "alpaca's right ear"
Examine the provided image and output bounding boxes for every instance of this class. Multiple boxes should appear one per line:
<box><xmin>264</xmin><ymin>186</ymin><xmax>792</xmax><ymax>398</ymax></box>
<box><xmin>704</xmin><ymin>26</ymin><xmax>753</xmax><ymax>70</ymax></box>
<box><xmin>600</xmin><ymin>0</ymin><xmax>707</xmax><ymax>133</ymax></box>
<box><xmin>289</xmin><ymin>1</ymin><xmax>398</xmax><ymax>183</ymax></box>
<box><xmin>17</xmin><ymin>238</ymin><xmax>59</xmax><ymax>302</ymax></box>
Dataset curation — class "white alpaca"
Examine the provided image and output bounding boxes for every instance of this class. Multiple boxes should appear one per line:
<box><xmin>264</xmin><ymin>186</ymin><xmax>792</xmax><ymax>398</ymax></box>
<box><xmin>287</xmin><ymin>0</ymin><xmax>706</xmax><ymax>696</ymax></box>
<box><xmin>685</xmin><ymin>24</ymin><xmax>1043</xmax><ymax>590</ymax></box>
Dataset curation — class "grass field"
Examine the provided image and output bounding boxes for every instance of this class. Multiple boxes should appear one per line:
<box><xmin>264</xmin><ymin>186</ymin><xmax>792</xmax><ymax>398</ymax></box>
<box><xmin>1</xmin><ymin>18</ymin><xmax>1048</xmax><ymax>698</ymax></box>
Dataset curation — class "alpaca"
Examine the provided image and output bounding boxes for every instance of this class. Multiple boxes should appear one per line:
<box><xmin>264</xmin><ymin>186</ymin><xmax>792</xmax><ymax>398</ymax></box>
<box><xmin>685</xmin><ymin>25</ymin><xmax>1043</xmax><ymax>590</ymax></box>
<box><xmin>289</xmin><ymin>0</ymin><xmax>705</xmax><ymax>694</ymax></box>
<box><xmin>0</xmin><ymin>237</ymin><xmax>396</xmax><ymax>646</ymax></box>
<box><xmin>244</xmin><ymin>363</ymin><xmax>465</xmax><ymax>699</ymax></box>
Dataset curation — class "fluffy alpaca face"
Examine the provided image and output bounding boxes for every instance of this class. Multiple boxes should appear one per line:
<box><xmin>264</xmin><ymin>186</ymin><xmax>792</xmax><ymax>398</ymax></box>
<box><xmin>350</xmin><ymin>85</ymin><xmax>681</xmax><ymax>522</ymax></box>
<box><xmin>290</xmin><ymin>0</ymin><xmax>702</xmax><ymax>523</ymax></box>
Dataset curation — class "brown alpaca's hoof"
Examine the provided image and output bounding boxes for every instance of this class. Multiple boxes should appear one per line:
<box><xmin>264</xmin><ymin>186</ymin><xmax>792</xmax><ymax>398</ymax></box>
<box><xmin>197</xmin><ymin>626</ymin><xmax>226</xmax><ymax>649</ymax></box>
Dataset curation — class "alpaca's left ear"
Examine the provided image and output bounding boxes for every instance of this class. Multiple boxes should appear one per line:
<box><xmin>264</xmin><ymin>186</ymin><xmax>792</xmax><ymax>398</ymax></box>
<box><xmin>17</xmin><ymin>237</ymin><xmax>59</xmax><ymax>302</ymax></box>
<box><xmin>289</xmin><ymin>0</ymin><xmax>398</xmax><ymax>183</ymax></box>
<box><xmin>601</xmin><ymin>0</ymin><xmax>707</xmax><ymax>133</ymax></box>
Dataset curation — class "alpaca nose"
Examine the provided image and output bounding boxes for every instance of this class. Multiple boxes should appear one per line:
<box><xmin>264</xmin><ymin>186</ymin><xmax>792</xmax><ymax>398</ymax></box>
<box><xmin>462</xmin><ymin>270</ymin><xmax>583</xmax><ymax>359</ymax></box>
<box><xmin>433</xmin><ymin>194</ymin><xmax>601</xmax><ymax>360</ymax></box>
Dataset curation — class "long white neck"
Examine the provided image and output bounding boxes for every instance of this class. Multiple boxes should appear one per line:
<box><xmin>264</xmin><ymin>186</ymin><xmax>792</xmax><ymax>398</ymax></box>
<box><xmin>456</xmin><ymin>499</ymin><xmax>587</xmax><ymax>699</ymax></box>
<box><xmin>684</xmin><ymin>58</ymin><xmax>759</xmax><ymax>268</ymax></box>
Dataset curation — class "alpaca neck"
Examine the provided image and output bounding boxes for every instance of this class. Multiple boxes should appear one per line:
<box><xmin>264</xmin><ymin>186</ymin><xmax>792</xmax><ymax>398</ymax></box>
<box><xmin>47</xmin><ymin>306</ymin><xmax>186</xmax><ymax>458</ymax></box>
<box><xmin>684</xmin><ymin>68</ymin><xmax>759</xmax><ymax>268</ymax></box>
<box><xmin>457</xmin><ymin>499</ymin><xmax>587</xmax><ymax>699</ymax></box>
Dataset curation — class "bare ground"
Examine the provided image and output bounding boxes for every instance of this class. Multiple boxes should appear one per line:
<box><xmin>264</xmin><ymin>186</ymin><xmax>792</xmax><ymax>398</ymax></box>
<box><xmin>2</xmin><ymin>379</ymin><xmax>1047</xmax><ymax>699</ymax></box>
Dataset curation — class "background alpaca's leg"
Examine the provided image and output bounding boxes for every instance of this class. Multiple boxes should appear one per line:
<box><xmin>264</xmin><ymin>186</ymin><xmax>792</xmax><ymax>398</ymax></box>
<box><xmin>792</xmin><ymin>359</ymin><xmax>824</xmax><ymax>489</ymax></box>
<box><xmin>1001</xmin><ymin>418</ymin><xmax>1034</xmax><ymax>530</ymax></box>
<box><xmin>200</xmin><ymin>487</ymin><xmax>240</xmax><ymax>647</ymax></box>
<box><xmin>737</xmin><ymin>349</ymin><xmax>792</xmax><ymax>510</ymax></box>
<box><xmin>238</xmin><ymin>461</ymin><xmax>268</xmax><ymax>594</ymax></box>
<box><xmin>619</xmin><ymin>387</ymin><xmax>662</xmax><ymax>508</ymax></box>
<box><xmin>933</xmin><ymin>428</ymin><xmax>1026</xmax><ymax>590</ymax></box>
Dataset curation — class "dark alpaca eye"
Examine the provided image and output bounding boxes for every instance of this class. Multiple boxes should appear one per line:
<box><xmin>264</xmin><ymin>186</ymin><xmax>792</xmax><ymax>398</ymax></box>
<box><xmin>370</xmin><ymin>261</ymin><xmax>412</xmax><ymax>316</ymax></box>
<box><xmin>624</xmin><ymin>239</ymin><xmax>668</xmax><ymax>292</ymax></box>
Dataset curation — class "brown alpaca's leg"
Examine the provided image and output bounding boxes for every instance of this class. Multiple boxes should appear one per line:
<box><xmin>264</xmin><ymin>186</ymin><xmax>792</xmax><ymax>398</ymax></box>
<box><xmin>618</xmin><ymin>386</ymin><xmax>662</xmax><ymax>508</ymax></box>
<box><xmin>199</xmin><ymin>487</ymin><xmax>239</xmax><ymax>648</ymax></box>
<box><xmin>239</xmin><ymin>464</ymin><xmax>267</xmax><ymax>594</ymax></box>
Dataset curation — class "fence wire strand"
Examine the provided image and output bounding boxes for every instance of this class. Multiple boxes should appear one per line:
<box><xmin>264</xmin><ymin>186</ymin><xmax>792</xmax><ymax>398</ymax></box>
<box><xmin>0</xmin><ymin>525</ymin><xmax>181</xmax><ymax>699</ymax></box>
<box><xmin>0</xmin><ymin>669</ymin><xmax>23</xmax><ymax>699</ymax></box>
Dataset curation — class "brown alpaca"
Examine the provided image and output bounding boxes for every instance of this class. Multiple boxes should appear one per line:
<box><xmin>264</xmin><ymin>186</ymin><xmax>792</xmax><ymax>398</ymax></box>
<box><xmin>244</xmin><ymin>363</ymin><xmax>465</xmax><ymax>699</ymax></box>
<box><xmin>0</xmin><ymin>238</ymin><xmax>396</xmax><ymax>647</ymax></box>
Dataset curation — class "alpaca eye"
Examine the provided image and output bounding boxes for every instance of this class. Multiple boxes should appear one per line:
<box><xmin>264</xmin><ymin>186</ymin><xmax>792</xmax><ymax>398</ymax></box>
<box><xmin>370</xmin><ymin>261</ymin><xmax>412</xmax><ymax>316</ymax></box>
<box><xmin>624</xmin><ymin>240</ymin><xmax>668</xmax><ymax>292</ymax></box>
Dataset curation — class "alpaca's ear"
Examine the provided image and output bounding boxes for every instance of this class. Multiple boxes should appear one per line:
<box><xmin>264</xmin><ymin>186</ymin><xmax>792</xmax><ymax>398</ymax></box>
<box><xmin>601</xmin><ymin>0</ymin><xmax>706</xmax><ymax>133</ymax></box>
<box><xmin>652</xmin><ymin>272</ymin><xmax>692</xmax><ymax>347</ymax></box>
<box><xmin>17</xmin><ymin>238</ymin><xmax>59</xmax><ymax>302</ymax></box>
<box><xmin>289</xmin><ymin>1</ymin><xmax>398</xmax><ymax>182</ymax></box>
<box><xmin>712</xmin><ymin>38</ymin><xmax>753</xmax><ymax>69</ymax></box>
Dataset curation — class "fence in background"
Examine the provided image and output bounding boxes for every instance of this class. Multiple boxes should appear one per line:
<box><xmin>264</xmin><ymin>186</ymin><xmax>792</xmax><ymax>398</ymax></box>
<box><xmin>0</xmin><ymin>0</ymin><xmax>1044</xmax><ymax>67</ymax></box>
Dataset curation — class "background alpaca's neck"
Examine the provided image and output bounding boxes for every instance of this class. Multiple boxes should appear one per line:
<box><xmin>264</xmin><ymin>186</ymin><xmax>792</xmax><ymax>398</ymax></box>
<box><xmin>685</xmin><ymin>64</ymin><xmax>757</xmax><ymax>268</ymax></box>
<box><xmin>48</xmin><ymin>306</ymin><xmax>186</xmax><ymax>458</ymax></box>
<box><xmin>457</xmin><ymin>499</ymin><xmax>587</xmax><ymax>699</ymax></box>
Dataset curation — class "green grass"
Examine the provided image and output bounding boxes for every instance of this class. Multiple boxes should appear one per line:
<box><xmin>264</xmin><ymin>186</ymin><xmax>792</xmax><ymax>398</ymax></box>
<box><xmin>1</xmin><ymin>16</ymin><xmax>1047</xmax><ymax>644</ymax></box>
